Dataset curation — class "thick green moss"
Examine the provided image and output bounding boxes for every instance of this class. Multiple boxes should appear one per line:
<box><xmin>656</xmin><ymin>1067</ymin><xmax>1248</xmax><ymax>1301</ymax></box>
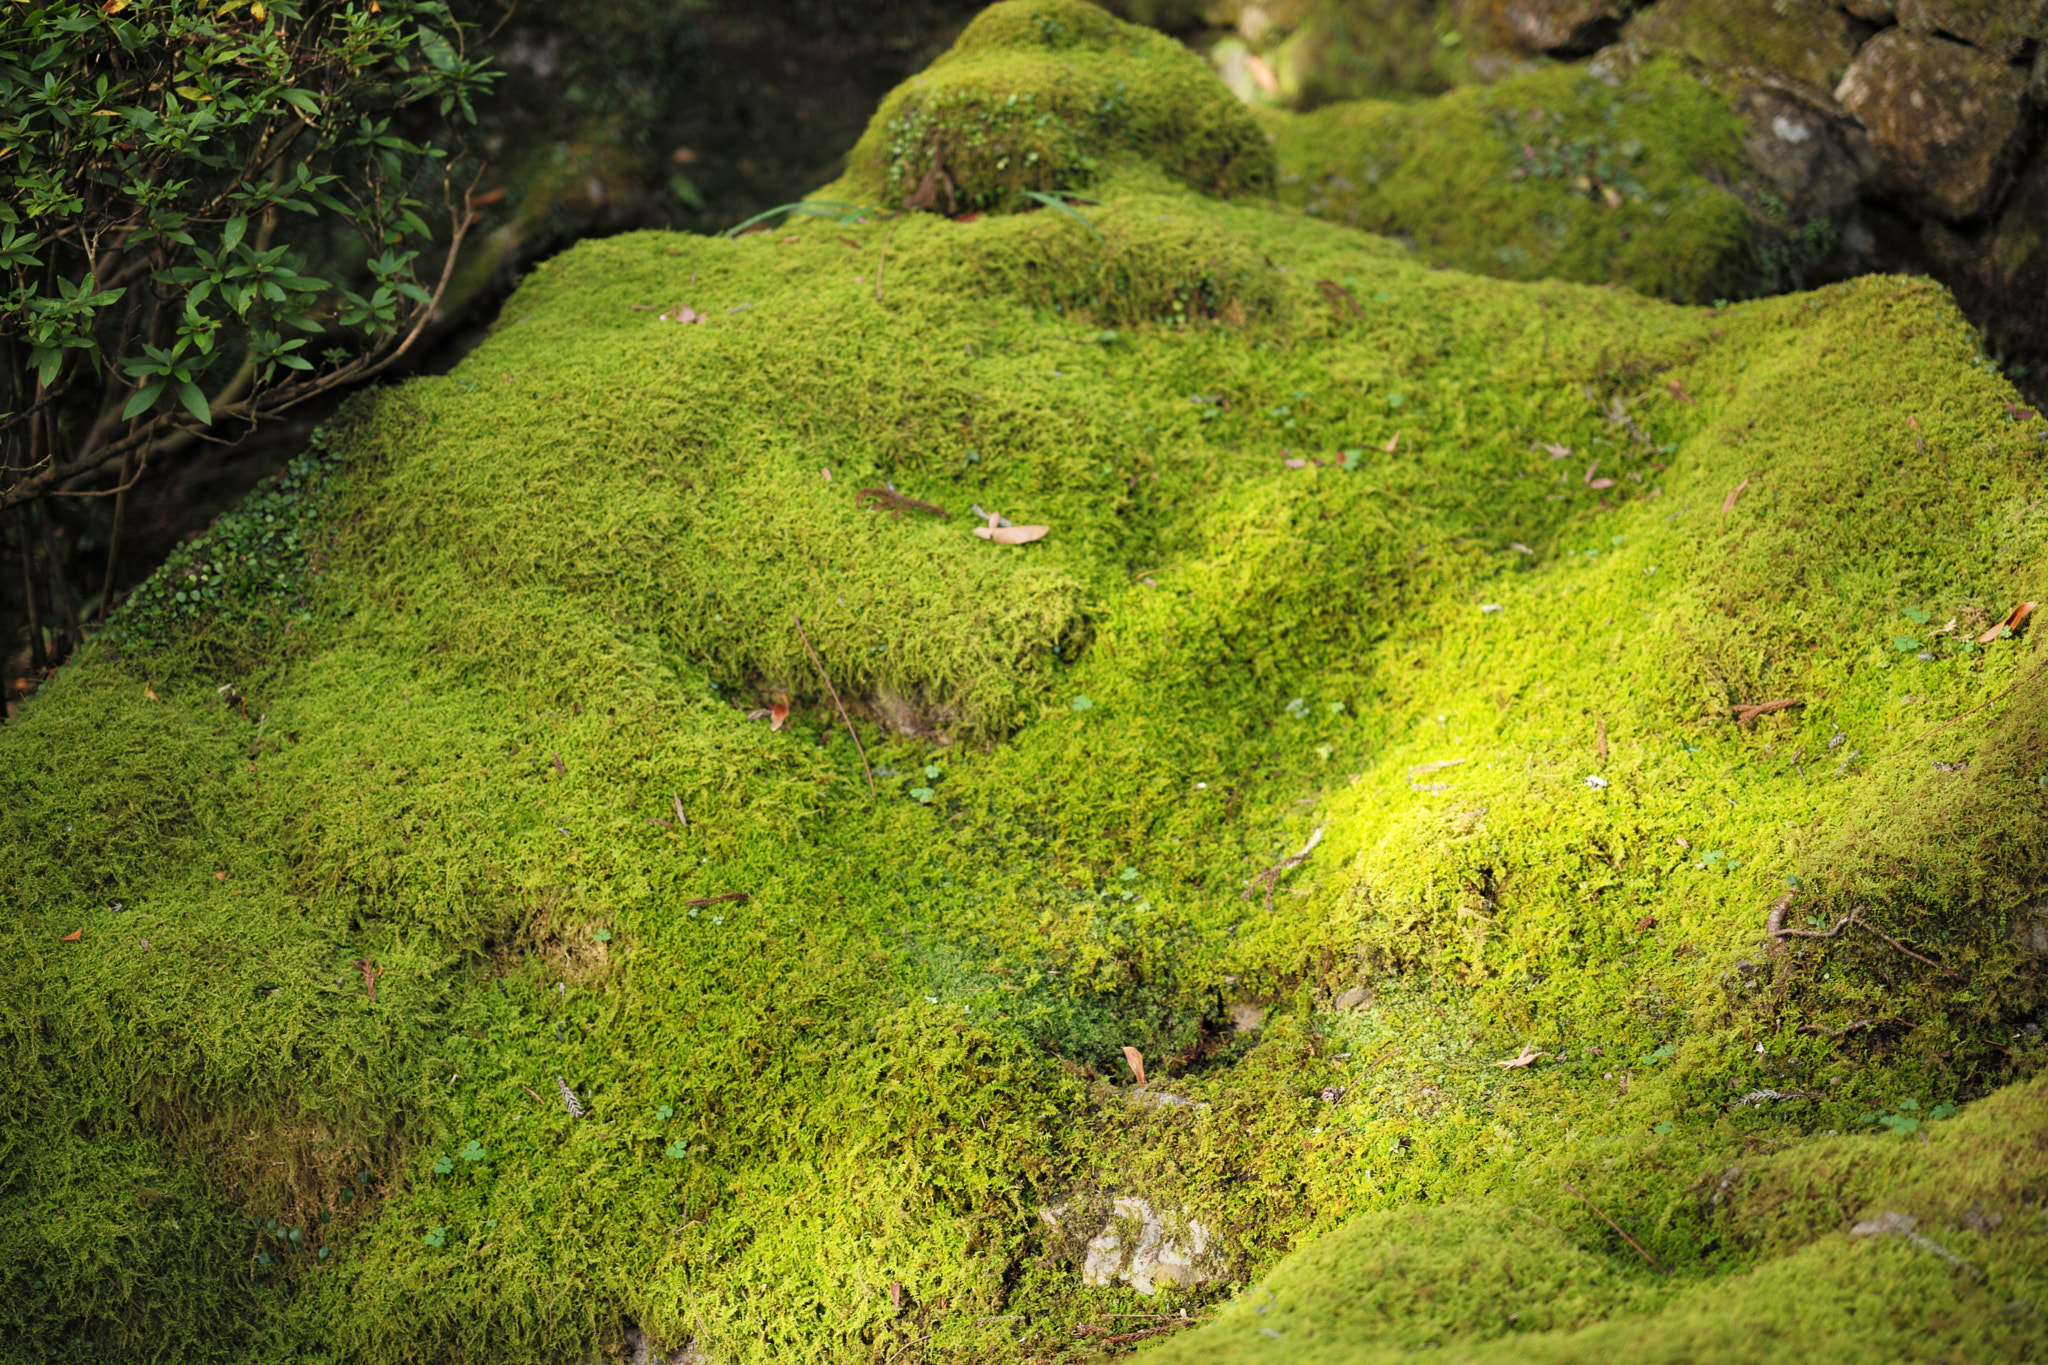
<box><xmin>828</xmin><ymin>0</ymin><xmax>1273</xmax><ymax>212</ymax></box>
<box><xmin>5</xmin><ymin>16</ymin><xmax>2048</xmax><ymax>1363</ymax></box>
<box><xmin>1262</xmin><ymin>57</ymin><xmax>1756</xmax><ymax>302</ymax></box>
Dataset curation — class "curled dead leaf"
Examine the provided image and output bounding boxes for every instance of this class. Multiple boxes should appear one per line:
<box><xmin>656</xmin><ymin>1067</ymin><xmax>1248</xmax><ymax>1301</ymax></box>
<box><xmin>1589</xmin><ymin>478</ymin><xmax>1616</xmax><ymax>490</ymax></box>
<box><xmin>143</xmin><ymin>680</ymin><xmax>160</xmax><ymax>702</ymax></box>
<box><xmin>1122</xmin><ymin>1046</ymin><xmax>1148</xmax><ymax>1087</ymax></box>
<box><xmin>1722</xmin><ymin>477</ymin><xmax>1750</xmax><ymax>515</ymax></box>
<box><xmin>1382</xmin><ymin>432</ymin><xmax>1401</xmax><ymax>454</ymax></box>
<box><xmin>770</xmin><ymin>699</ymin><xmax>790</xmax><ymax>731</ymax></box>
<box><xmin>1666</xmin><ymin>379</ymin><xmax>1695</xmax><ymax>406</ymax></box>
<box><xmin>1495</xmin><ymin>1046</ymin><xmax>1549</xmax><ymax>1069</ymax></box>
<box><xmin>1978</xmin><ymin>601</ymin><xmax>2037</xmax><ymax>644</ymax></box>
<box><xmin>60</xmin><ymin>928</ymin><xmax>82</xmax><ymax>942</ymax></box>
<box><xmin>1539</xmin><ymin>442</ymin><xmax>1572</xmax><ymax>459</ymax></box>
<box><xmin>973</xmin><ymin>524</ymin><xmax>1049</xmax><ymax>546</ymax></box>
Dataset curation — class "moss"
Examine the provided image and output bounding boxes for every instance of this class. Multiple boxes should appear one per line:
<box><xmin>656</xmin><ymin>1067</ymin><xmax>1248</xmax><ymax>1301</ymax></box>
<box><xmin>1622</xmin><ymin>0</ymin><xmax>1867</xmax><ymax>96</ymax></box>
<box><xmin>825</xmin><ymin>0</ymin><xmax>1273</xmax><ymax>213</ymax></box>
<box><xmin>5</xmin><ymin>17</ymin><xmax>2048</xmax><ymax>1363</ymax></box>
<box><xmin>1261</xmin><ymin>57</ymin><xmax>1756</xmax><ymax>303</ymax></box>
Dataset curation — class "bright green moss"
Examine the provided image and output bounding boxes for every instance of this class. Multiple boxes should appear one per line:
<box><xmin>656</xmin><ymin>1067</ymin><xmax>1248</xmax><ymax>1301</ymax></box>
<box><xmin>5</xmin><ymin>17</ymin><xmax>2048</xmax><ymax>1363</ymax></box>
<box><xmin>1262</xmin><ymin>57</ymin><xmax>1755</xmax><ymax>302</ymax></box>
<box><xmin>827</xmin><ymin>0</ymin><xmax>1273</xmax><ymax>213</ymax></box>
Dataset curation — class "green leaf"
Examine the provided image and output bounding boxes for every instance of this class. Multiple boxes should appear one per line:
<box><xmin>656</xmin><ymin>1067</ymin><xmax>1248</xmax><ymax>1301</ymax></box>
<box><xmin>175</xmin><ymin>380</ymin><xmax>211</xmax><ymax>424</ymax></box>
<box><xmin>121</xmin><ymin>380</ymin><xmax>165</xmax><ymax>419</ymax></box>
<box><xmin>220</xmin><ymin>214</ymin><xmax>247</xmax><ymax>254</ymax></box>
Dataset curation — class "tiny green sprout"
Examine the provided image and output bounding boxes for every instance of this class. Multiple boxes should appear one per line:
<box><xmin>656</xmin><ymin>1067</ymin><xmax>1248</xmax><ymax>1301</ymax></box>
<box><xmin>1327</xmin><ymin>701</ymin><xmax>1345</xmax><ymax>714</ymax></box>
<box><xmin>924</xmin><ymin>764</ymin><xmax>941</xmax><ymax>779</ymax></box>
<box><xmin>1893</xmin><ymin>636</ymin><xmax>1920</xmax><ymax>652</ymax></box>
<box><xmin>432</xmin><ymin>1155</ymin><xmax>454</xmax><ymax>1175</ymax></box>
<box><xmin>1653</xmin><ymin>1120</ymin><xmax>1673</xmax><ymax>1134</ymax></box>
<box><xmin>317</xmin><ymin>1247</ymin><xmax>329</xmax><ymax>1261</ymax></box>
<box><xmin>909</xmin><ymin>787</ymin><xmax>935</xmax><ymax>804</ymax></box>
<box><xmin>1119</xmin><ymin>868</ymin><xmax>1141</xmax><ymax>881</ymax></box>
<box><xmin>1902</xmin><ymin>606</ymin><xmax>1931</xmax><ymax>625</ymax></box>
<box><xmin>1387</xmin><ymin>393</ymin><xmax>1405</xmax><ymax>409</ymax></box>
<box><xmin>1285</xmin><ymin>697</ymin><xmax>1311</xmax><ymax>720</ymax></box>
<box><xmin>656</xmin><ymin>1104</ymin><xmax>674</xmax><ymax>1120</ymax></box>
<box><xmin>1097</xmin><ymin>329</ymin><xmax>1118</xmax><ymax>344</ymax></box>
<box><xmin>458</xmin><ymin>1140</ymin><xmax>487</xmax><ymax>1163</ymax></box>
<box><xmin>665</xmin><ymin>1140</ymin><xmax>690</xmax><ymax>1160</ymax></box>
<box><xmin>423</xmin><ymin>1226</ymin><xmax>446</xmax><ymax>1247</ymax></box>
<box><xmin>591</xmin><ymin>927</ymin><xmax>612</xmax><ymax>942</ymax></box>
<box><xmin>1071</xmin><ymin>695</ymin><xmax>1094</xmax><ymax>711</ymax></box>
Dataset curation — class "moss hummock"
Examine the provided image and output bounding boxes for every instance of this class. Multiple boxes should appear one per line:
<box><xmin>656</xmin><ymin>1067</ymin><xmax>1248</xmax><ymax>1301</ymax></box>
<box><xmin>830</xmin><ymin>0</ymin><xmax>1273</xmax><ymax>213</ymax></box>
<box><xmin>1261</xmin><ymin>56</ymin><xmax>1757</xmax><ymax>303</ymax></box>
<box><xmin>5</xmin><ymin>4</ymin><xmax>2048</xmax><ymax>1362</ymax></box>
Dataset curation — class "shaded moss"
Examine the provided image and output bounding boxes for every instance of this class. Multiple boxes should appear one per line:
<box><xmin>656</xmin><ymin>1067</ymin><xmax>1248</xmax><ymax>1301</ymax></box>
<box><xmin>1262</xmin><ymin>57</ymin><xmax>1755</xmax><ymax>302</ymax></box>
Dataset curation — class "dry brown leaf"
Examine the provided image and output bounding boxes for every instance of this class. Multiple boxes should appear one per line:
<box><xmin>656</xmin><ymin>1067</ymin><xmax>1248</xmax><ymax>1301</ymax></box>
<box><xmin>1540</xmin><ymin>442</ymin><xmax>1572</xmax><ymax>459</ymax></box>
<box><xmin>770</xmin><ymin>700</ymin><xmax>790</xmax><ymax>731</ymax></box>
<box><xmin>1495</xmin><ymin>1046</ymin><xmax>1549</xmax><ymax>1069</ymax></box>
<box><xmin>60</xmin><ymin>928</ymin><xmax>82</xmax><ymax>942</ymax></box>
<box><xmin>551</xmin><ymin>751</ymin><xmax>565</xmax><ymax>777</ymax></box>
<box><xmin>1122</xmin><ymin>1046</ymin><xmax>1148</xmax><ymax>1087</ymax></box>
<box><xmin>1978</xmin><ymin>601</ymin><xmax>2037</xmax><ymax>644</ymax></box>
<box><xmin>1589</xmin><ymin>478</ymin><xmax>1616</xmax><ymax>490</ymax></box>
<box><xmin>214</xmin><ymin>870</ymin><xmax>227</xmax><ymax>881</ymax></box>
<box><xmin>1382</xmin><ymin>431</ymin><xmax>1401</xmax><ymax>454</ymax></box>
<box><xmin>1246</xmin><ymin>53</ymin><xmax>1278</xmax><ymax>93</ymax></box>
<box><xmin>2007</xmin><ymin>403</ymin><xmax>2038</xmax><ymax>422</ymax></box>
<box><xmin>143</xmin><ymin>680</ymin><xmax>160</xmax><ymax>702</ymax></box>
<box><xmin>1666</xmin><ymin>379</ymin><xmax>1696</xmax><ymax>406</ymax></box>
<box><xmin>1722</xmin><ymin>477</ymin><xmax>1750</xmax><ymax>515</ymax></box>
<box><xmin>974</xmin><ymin>524</ymin><xmax>1049</xmax><ymax>546</ymax></box>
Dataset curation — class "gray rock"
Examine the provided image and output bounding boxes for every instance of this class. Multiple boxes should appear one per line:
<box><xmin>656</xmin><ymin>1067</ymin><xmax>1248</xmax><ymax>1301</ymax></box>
<box><xmin>1897</xmin><ymin>0</ymin><xmax>2048</xmax><ymax>61</ymax></box>
<box><xmin>1734</xmin><ymin>87</ymin><xmax>1869</xmax><ymax>222</ymax></box>
<box><xmin>1477</xmin><ymin>0</ymin><xmax>1630</xmax><ymax>56</ymax></box>
<box><xmin>1840</xmin><ymin>0</ymin><xmax>1898</xmax><ymax>19</ymax></box>
<box><xmin>1835</xmin><ymin>28</ymin><xmax>2031</xmax><ymax>221</ymax></box>
<box><xmin>1045</xmin><ymin>1197</ymin><xmax>1224</xmax><ymax>1295</ymax></box>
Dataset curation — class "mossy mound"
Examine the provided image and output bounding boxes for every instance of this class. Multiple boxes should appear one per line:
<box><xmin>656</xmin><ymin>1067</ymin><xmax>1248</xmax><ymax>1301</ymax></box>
<box><xmin>830</xmin><ymin>0</ymin><xmax>1273</xmax><ymax>212</ymax></box>
<box><xmin>7</xmin><ymin>10</ymin><xmax>2048</xmax><ymax>1362</ymax></box>
<box><xmin>1261</xmin><ymin>56</ymin><xmax>1757</xmax><ymax>303</ymax></box>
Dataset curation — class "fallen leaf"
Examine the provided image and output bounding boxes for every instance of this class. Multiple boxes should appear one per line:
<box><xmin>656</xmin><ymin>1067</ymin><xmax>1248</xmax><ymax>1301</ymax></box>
<box><xmin>1383</xmin><ymin>431</ymin><xmax>1400</xmax><ymax>453</ymax></box>
<box><xmin>1122</xmin><ymin>1046</ymin><xmax>1148</xmax><ymax>1088</ymax></box>
<box><xmin>1978</xmin><ymin>601</ymin><xmax>2037</xmax><ymax>644</ymax></box>
<box><xmin>890</xmin><ymin>1282</ymin><xmax>902</xmax><ymax>1311</ymax></box>
<box><xmin>672</xmin><ymin>793</ymin><xmax>689</xmax><ymax>827</ymax></box>
<box><xmin>60</xmin><ymin>928</ymin><xmax>82</xmax><ymax>942</ymax></box>
<box><xmin>770</xmin><ymin>699</ymin><xmax>790</xmax><ymax>731</ymax></box>
<box><xmin>1496</xmin><ymin>1046</ymin><xmax>1549</xmax><ymax>1070</ymax></box>
<box><xmin>144</xmin><ymin>680</ymin><xmax>160</xmax><ymax>702</ymax></box>
<box><xmin>1246</xmin><ymin>53</ymin><xmax>1278</xmax><ymax>94</ymax></box>
<box><xmin>1540</xmin><ymin>442</ymin><xmax>1572</xmax><ymax>459</ymax></box>
<box><xmin>1284</xmin><ymin>457</ymin><xmax>1308</xmax><ymax>469</ymax></box>
<box><xmin>1510</xmin><ymin>541</ymin><xmax>1534</xmax><ymax>555</ymax></box>
<box><xmin>951</xmin><ymin>212</ymin><xmax>983</xmax><ymax>223</ymax></box>
<box><xmin>1589</xmin><ymin>478</ymin><xmax>1616</xmax><ymax>490</ymax></box>
<box><xmin>357</xmin><ymin>960</ymin><xmax>378</xmax><ymax>1002</ymax></box>
<box><xmin>1635</xmin><ymin>914</ymin><xmax>1657</xmax><ymax>931</ymax></box>
<box><xmin>1722</xmin><ymin>477</ymin><xmax>1750</xmax><ymax>515</ymax></box>
<box><xmin>551</xmin><ymin>751</ymin><xmax>565</xmax><ymax>776</ymax></box>
<box><xmin>2007</xmin><ymin>403</ymin><xmax>2038</xmax><ymax>422</ymax></box>
<box><xmin>1584</xmin><ymin>461</ymin><xmax>1599</xmax><ymax>486</ymax></box>
<box><xmin>820</xmin><ymin>467</ymin><xmax>832</xmax><ymax>482</ymax></box>
<box><xmin>1666</xmin><ymin>379</ymin><xmax>1696</xmax><ymax>406</ymax></box>
<box><xmin>973</xmin><ymin>524</ymin><xmax>1050</xmax><ymax>545</ymax></box>
<box><xmin>214</xmin><ymin>870</ymin><xmax>227</xmax><ymax>881</ymax></box>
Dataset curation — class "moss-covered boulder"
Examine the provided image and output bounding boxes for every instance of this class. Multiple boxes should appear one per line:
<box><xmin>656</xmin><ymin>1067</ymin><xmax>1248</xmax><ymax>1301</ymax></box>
<box><xmin>7</xmin><ymin>4</ymin><xmax>2048</xmax><ymax>1362</ymax></box>
<box><xmin>1260</xmin><ymin>57</ymin><xmax>1758</xmax><ymax>302</ymax></box>
<box><xmin>832</xmin><ymin>0</ymin><xmax>1274</xmax><ymax>212</ymax></box>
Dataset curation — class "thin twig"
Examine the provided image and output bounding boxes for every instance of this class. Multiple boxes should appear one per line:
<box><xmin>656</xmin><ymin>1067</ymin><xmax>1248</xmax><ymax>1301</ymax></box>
<box><xmin>682</xmin><ymin>891</ymin><xmax>748</xmax><ymax>908</ymax></box>
<box><xmin>1769</xmin><ymin>902</ymin><xmax>1962</xmax><ymax>978</ymax></box>
<box><xmin>1243</xmin><ymin>825</ymin><xmax>1324</xmax><ymax>912</ymax></box>
<box><xmin>1908</xmin><ymin>654</ymin><xmax>2048</xmax><ymax>746</ymax></box>
<box><xmin>874</xmin><ymin>213</ymin><xmax>903</xmax><ymax>304</ymax></box>
<box><xmin>856</xmin><ymin>487</ymin><xmax>951</xmax><ymax>518</ymax></box>
<box><xmin>1853</xmin><ymin>918</ymin><xmax>1963</xmax><ymax>978</ymax></box>
<box><xmin>793</xmin><ymin>612</ymin><xmax>876</xmax><ymax>796</ymax></box>
<box><xmin>1797</xmin><ymin>1017</ymin><xmax>1877</xmax><ymax>1037</ymax></box>
<box><xmin>1563</xmin><ymin>1181</ymin><xmax>1668</xmax><ymax>1274</ymax></box>
<box><xmin>520</xmin><ymin>1083</ymin><xmax>544</xmax><ymax>1104</ymax></box>
<box><xmin>1732</xmin><ymin>698</ymin><xmax>1802</xmax><ymax>726</ymax></box>
<box><xmin>1105</xmin><ymin>1324</ymin><xmax>1193</xmax><ymax>1345</ymax></box>
<box><xmin>884</xmin><ymin>1333</ymin><xmax>931</xmax><ymax>1363</ymax></box>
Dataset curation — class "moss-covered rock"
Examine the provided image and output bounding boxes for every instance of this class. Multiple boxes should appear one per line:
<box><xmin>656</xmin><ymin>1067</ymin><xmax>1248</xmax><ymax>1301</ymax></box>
<box><xmin>7</xmin><ymin>8</ymin><xmax>2048</xmax><ymax>1364</ymax></box>
<box><xmin>830</xmin><ymin>0</ymin><xmax>1273</xmax><ymax>212</ymax></box>
<box><xmin>1261</xmin><ymin>57</ymin><xmax>1757</xmax><ymax>302</ymax></box>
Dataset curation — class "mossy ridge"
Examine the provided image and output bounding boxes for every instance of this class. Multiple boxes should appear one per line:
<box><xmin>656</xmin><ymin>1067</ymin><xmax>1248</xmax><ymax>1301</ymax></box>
<box><xmin>828</xmin><ymin>0</ymin><xmax>1273</xmax><ymax>214</ymax></box>
<box><xmin>1261</xmin><ymin>56</ymin><xmax>1755</xmax><ymax>303</ymax></box>
<box><xmin>4</xmin><ymin>47</ymin><xmax>2048</xmax><ymax>1365</ymax></box>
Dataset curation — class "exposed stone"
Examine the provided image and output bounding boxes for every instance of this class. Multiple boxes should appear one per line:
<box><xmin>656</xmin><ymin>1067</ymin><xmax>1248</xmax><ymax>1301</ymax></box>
<box><xmin>2011</xmin><ymin>902</ymin><xmax>2048</xmax><ymax>955</ymax></box>
<box><xmin>1227</xmin><ymin>1001</ymin><xmax>1266</xmax><ymax>1031</ymax></box>
<box><xmin>1333</xmin><ymin>984</ymin><xmax>1374</xmax><ymax>1010</ymax></box>
<box><xmin>1733</xmin><ymin>86</ymin><xmax>1868</xmax><ymax>221</ymax></box>
<box><xmin>1624</xmin><ymin>0</ymin><xmax>1866</xmax><ymax>97</ymax></box>
<box><xmin>1897</xmin><ymin>0</ymin><xmax>2048</xmax><ymax>62</ymax></box>
<box><xmin>1835</xmin><ymin>28</ymin><xmax>2032</xmax><ymax>221</ymax></box>
<box><xmin>1840</xmin><ymin>0</ymin><xmax>1898</xmax><ymax>19</ymax></box>
<box><xmin>1043</xmin><ymin>1197</ymin><xmax>1224</xmax><ymax>1295</ymax></box>
<box><xmin>1464</xmin><ymin>0</ymin><xmax>1630</xmax><ymax>56</ymax></box>
<box><xmin>1271</xmin><ymin>0</ymin><xmax>1460</xmax><ymax>106</ymax></box>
